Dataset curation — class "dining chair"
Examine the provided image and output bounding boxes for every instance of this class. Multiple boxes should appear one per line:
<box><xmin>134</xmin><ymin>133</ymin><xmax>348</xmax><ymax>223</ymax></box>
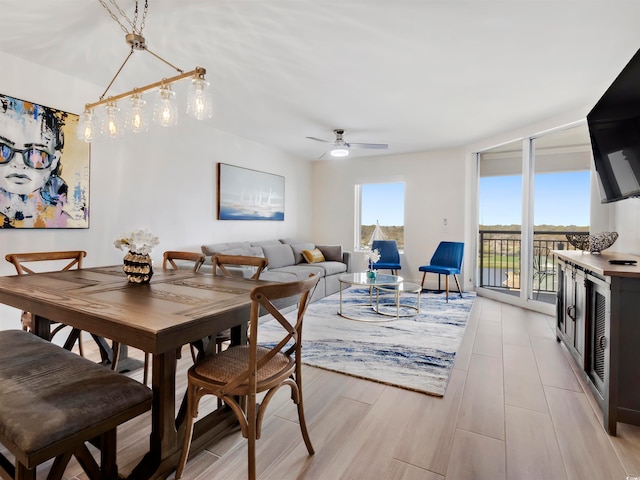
<box><xmin>371</xmin><ymin>239</ymin><xmax>401</xmax><ymax>275</ymax></box>
<box><xmin>5</xmin><ymin>250</ymin><xmax>87</xmax><ymax>355</ymax></box>
<box><xmin>175</xmin><ymin>273</ymin><xmax>320</xmax><ymax>480</ymax></box>
<box><xmin>163</xmin><ymin>250</ymin><xmax>206</xmax><ymax>272</ymax></box>
<box><xmin>212</xmin><ymin>253</ymin><xmax>269</xmax><ymax>281</ymax></box>
<box><xmin>206</xmin><ymin>254</ymin><xmax>270</xmax><ymax>354</ymax></box>
<box><xmin>418</xmin><ymin>241</ymin><xmax>464</xmax><ymax>302</ymax></box>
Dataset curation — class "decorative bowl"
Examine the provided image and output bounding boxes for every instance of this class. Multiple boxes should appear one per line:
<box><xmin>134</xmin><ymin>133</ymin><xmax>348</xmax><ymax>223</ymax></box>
<box><xmin>565</xmin><ymin>232</ymin><xmax>618</xmax><ymax>253</ymax></box>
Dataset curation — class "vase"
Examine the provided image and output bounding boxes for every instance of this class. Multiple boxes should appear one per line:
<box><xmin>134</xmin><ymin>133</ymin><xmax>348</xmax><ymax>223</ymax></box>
<box><xmin>366</xmin><ymin>269</ymin><xmax>377</xmax><ymax>280</ymax></box>
<box><xmin>123</xmin><ymin>251</ymin><xmax>154</xmax><ymax>284</ymax></box>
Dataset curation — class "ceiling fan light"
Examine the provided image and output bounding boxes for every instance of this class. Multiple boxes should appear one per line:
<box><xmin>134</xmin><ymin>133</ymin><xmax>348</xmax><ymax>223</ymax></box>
<box><xmin>330</xmin><ymin>147</ymin><xmax>350</xmax><ymax>158</ymax></box>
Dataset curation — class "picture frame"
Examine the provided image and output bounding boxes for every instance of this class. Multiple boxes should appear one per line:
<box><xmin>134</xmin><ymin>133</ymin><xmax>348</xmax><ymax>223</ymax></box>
<box><xmin>0</xmin><ymin>93</ymin><xmax>90</xmax><ymax>229</ymax></box>
<box><xmin>217</xmin><ymin>163</ymin><xmax>284</xmax><ymax>221</ymax></box>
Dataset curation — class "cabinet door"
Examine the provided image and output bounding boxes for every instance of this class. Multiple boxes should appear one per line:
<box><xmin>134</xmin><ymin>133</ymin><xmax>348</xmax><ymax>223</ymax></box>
<box><xmin>556</xmin><ymin>261</ymin><xmax>567</xmax><ymax>335</ymax></box>
<box><xmin>573</xmin><ymin>269</ymin><xmax>586</xmax><ymax>359</ymax></box>
<box><xmin>587</xmin><ymin>276</ymin><xmax>610</xmax><ymax>398</ymax></box>
<box><xmin>561</xmin><ymin>264</ymin><xmax>577</xmax><ymax>344</ymax></box>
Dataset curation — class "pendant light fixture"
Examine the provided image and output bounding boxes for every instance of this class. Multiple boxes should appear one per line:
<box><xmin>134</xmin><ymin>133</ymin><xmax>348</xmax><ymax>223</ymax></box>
<box><xmin>153</xmin><ymin>85</ymin><xmax>178</xmax><ymax>127</ymax></box>
<box><xmin>77</xmin><ymin>0</ymin><xmax>212</xmax><ymax>142</ymax></box>
<box><xmin>125</xmin><ymin>93</ymin><xmax>148</xmax><ymax>133</ymax></box>
<box><xmin>103</xmin><ymin>102</ymin><xmax>122</xmax><ymax>139</ymax></box>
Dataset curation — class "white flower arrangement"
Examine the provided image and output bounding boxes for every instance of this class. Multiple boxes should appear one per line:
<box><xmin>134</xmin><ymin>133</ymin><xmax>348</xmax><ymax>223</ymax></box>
<box><xmin>363</xmin><ymin>247</ymin><xmax>381</xmax><ymax>269</ymax></box>
<box><xmin>114</xmin><ymin>228</ymin><xmax>159</xmax><ymax>255</ymax></box>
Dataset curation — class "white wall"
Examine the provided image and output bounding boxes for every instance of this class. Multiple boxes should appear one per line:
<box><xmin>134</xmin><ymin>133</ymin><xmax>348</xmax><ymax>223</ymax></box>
<box><xmin>0</xmin><ymin>52</ymin><xmax>313</xmax><ymax>330</ymax></box>
<box><xmin>607</xmin><ymin>197</ymin><xmax>640</xmax><ymax>255</ymax></box>
<box><xmin>311</xmin><ymin>148</ymin><xmax>467</xmax><ymax>287</ymax></box>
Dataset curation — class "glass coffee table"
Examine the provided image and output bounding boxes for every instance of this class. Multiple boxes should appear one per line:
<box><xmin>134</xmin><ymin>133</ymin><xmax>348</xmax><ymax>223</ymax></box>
<box><xmin>373</xmin><ymin>282</ymin><xmax>422</xmax><ymax>318</ymax></box>
<box><xmin>337</xmin><ymin>272</ymin><xmax>403</xmax><ymax>321</ymax></box>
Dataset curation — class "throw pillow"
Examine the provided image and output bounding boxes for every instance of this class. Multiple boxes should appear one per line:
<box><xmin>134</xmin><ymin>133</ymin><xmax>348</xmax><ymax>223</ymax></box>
<box><xmin>302</xmin><ymin>248</ymin><xmax>325</xmax><ymax>263</ymax></box>
<box><xmin>291</xmin><ymin>242</ymin><xmax>316</xmax><ymax>264</ymax></box>
<box><xmin>316</xmin><ymin>244</ymin><xmax>342</xmax><ymax>262</ymax></box>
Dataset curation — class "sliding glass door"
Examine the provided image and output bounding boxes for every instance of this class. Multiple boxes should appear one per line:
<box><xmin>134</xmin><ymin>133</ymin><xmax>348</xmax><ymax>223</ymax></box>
<box><xmin>477</xmin><ymin>124</ymin><xmax>591</xmax><ymax>310</ymax></box>
<box><xmin>478</xmin><ymin>140</ymin><xmax>523</xmax><ymax>302</ymax></box>
<box><xmin>529</xmin><ymin>127</ymin><xmax>591</xmax><ymax>303</ymax></box>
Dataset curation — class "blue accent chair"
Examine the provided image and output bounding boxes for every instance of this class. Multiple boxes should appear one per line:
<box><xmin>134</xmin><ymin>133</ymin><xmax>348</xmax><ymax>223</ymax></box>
<box><xmin>419</xmin><ymin>241</ymin><xmax>464</xmax><ymax>302</ymax></box>
<box><xmin>371</xmin><ymin>240</ymin><xmax>401</xmax><ymax>275</ymax></box>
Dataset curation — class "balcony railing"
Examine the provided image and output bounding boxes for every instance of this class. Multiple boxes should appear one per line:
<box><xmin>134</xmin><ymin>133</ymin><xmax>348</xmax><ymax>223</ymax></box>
<box><xmin>479</xmin><ymin>230</ymin><xmax>586</xmax><ymax>294</ymax></box>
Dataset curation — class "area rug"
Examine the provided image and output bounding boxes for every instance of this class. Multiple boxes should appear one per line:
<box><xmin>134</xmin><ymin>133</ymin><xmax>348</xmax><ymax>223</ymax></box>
<box><xmin>259</xmin><ymin>287</ymin><xmax>475</xmax><ymax>397</ymax></box>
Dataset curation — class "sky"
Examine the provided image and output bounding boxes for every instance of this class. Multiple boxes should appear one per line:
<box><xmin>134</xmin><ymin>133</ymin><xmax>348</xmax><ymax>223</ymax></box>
<box><xmin>361</xmin><ymin>182</ymin><xmax>404</xmax><ymax>225</ymax></box>
<box><xmin>361</xmin><ymin>170</ymin><xmax>591</xmax><ymax>227</ymax></box>
<box><xmin>479</xmin><ymin>171</ymin><xmax>591</xmax><ymax>226</ymax></box>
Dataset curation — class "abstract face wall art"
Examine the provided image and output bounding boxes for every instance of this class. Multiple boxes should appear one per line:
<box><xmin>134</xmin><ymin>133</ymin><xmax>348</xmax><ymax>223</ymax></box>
<box><xmin>0</xmin><ymin>94</ymin><xmax>89</xmax><ymax>228</ymax></box>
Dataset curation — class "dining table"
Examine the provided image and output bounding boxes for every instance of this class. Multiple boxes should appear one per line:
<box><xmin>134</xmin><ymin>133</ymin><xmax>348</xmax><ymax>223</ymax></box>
<box><xmin>0</xmin><ymin>264</ymin><xmax>261</xmax><ymax>480</ymax></box>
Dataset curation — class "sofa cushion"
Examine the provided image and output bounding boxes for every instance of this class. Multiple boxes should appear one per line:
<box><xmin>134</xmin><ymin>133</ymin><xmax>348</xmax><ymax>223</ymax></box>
<box><xmin>271</xmin><ymin>264</ymin><xmax>326</xmax><ymax>280</ymax></box>
<box><xmin>202</xmin><ymin>241</ymin><xmax>252</xmax><ymax>257</ymax></box>
<box><xmin>250</xmin><ymin>240</ymin><xmax>282</xmax><ymax>248</ymax></box>
<box><xmin>291</xmin><ymin>242</ymin><xmax>316</xmax><ymax>263</ymax></box>
<box><xmin>279</xmin><ymin>238</ymin><xmax>313</xmax><ymax>245</ymax></box>
<box><xmin>302</xmin><ymin>248</ymin><xmax>325</xmax><ymax>263</ymax></box>
<box><xmin>314</xmin><ymin>261</ymin><xmax>348</xmax><ymax>276</ymax></box>
<box><xmin>261</xmin><ymin>244</ymin><xmax>295</xmax><ymax>269</ymax></box>
<box><xmin>259</xmin><ymin>270</ymin><xmax>298</xmax><ymax>283</ymax></box>
<box><xmin>316</xmin><ymin>244</ymin><xmax>343</xmax><ymax>262</ymax></box>
<box><xmin>221</xmin><ymin>246</ymin><xmax>265</xmax><ymax>258</ymax></box>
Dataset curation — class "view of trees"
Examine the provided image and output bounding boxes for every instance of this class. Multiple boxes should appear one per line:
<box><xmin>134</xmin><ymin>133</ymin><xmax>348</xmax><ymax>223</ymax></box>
<box><xmin>360</xmin><ymin>224</ymin><xmax>404</xmax><ymax>250</ymax></box>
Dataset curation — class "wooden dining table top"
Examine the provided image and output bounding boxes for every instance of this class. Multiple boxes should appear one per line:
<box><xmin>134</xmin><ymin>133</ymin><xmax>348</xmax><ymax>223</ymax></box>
<box><xmin>0</xmin><ymin>265</ymin><xmax>259</xmax><ymax>354</ymax></box>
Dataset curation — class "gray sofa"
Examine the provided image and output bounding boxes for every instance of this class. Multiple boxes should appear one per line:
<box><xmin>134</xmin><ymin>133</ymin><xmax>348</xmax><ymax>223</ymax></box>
<box><xmin>201</xmin><ymin>238</ymin><xmax>351</xmax><ymax>301</ymax></box>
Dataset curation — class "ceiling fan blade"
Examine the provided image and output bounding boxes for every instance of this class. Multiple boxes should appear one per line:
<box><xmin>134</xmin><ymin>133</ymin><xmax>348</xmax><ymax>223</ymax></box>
<box><xmin>318</xmin><ymin>149</ymin><xmax>331</xmax><ymax>160</ymax></box>
<box><xmin>348</xmin><ymin>142</ymin><xmax>389</xmax><ymax>149</ymax></box>
<box><xmin>306</xmin><ymin>136</ymin><xmax>331</xmax><ymax>143</ymax></box>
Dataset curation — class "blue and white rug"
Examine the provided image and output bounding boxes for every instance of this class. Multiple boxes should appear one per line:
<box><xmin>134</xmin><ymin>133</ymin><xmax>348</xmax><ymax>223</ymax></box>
<box><xmin>259</xmin><ymin>287</ymin><xmax>475</xmax><ymax>397</ymax></box>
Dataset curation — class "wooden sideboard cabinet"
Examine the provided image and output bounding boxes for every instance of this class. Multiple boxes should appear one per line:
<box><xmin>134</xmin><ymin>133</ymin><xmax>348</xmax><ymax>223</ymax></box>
<box><xmin>554</xmin><ymin>250</ymin><xmax>640</xmax><ymax>435</ymax></box>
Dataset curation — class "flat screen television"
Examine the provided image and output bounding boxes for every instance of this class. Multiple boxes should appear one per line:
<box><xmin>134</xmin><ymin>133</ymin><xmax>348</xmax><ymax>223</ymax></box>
<box><xmin>587</xmin><ymin>48</ymin><xmax>640</xmax><ymax>203</ymax></box>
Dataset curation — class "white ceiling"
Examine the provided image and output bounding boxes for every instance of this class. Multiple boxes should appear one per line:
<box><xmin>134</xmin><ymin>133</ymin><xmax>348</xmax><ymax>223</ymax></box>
<box><xmin>2</xmin><ymin>0</ymin><xmax>640</xmax><ymax>160</ymax></box>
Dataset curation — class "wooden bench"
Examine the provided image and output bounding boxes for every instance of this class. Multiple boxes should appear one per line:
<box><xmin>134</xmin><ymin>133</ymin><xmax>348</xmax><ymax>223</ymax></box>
<box><xmin>0</xmin><ymin>330</ymin><xmax>153</xmax><ymax>480</ymax></box>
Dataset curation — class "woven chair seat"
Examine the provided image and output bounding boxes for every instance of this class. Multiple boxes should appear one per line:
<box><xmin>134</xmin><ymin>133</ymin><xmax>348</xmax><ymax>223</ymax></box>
<box><xmin>193</xmin><ymin>345</ymin><xmax>293</xmax><ymax>388</ymax></box>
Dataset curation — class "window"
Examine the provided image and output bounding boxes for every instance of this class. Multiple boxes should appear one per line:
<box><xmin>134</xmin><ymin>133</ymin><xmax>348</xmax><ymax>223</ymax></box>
<box><xmin>356</xmin><ymin>182</ymin><xmax>405</xmax><ymax>250</ymax></box>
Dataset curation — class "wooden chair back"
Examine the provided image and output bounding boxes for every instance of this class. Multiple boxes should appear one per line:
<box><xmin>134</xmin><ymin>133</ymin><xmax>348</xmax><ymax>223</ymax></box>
<box><xmin>162</xmin><ymin>251</ymin><xmax>206</xmax><ymax>272</ymax></box>
<box><xmin>212</xmin><ymin>254</ymin><xmax>268</xmax><ymax>280</ymax></box>
<box><xmin>5</xmin><ymin>250</ymin><xmax>87</xmax><ymax>275</ymax></box>
<box><xmin>4</xmin><ymin>250</ymin><xmax>88</xmax><ymax>355</ymax></box>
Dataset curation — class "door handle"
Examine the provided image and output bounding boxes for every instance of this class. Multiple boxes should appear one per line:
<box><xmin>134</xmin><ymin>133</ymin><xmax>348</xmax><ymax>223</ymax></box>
<box><xmin>567</xmin><ymin>305</ymin><xmax>576</xmax><ymax>320</ymax></box>
<box><xmin>599</xmin><ymin>335</ymin><xmax>607</xmax><ymax>350</ymax></box>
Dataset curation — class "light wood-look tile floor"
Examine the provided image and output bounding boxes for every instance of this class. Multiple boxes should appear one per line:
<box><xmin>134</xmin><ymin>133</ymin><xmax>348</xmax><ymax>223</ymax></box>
<box><xmin>5</xmin><ymin>296</ymin><xmax>640</xmax><ymax>479</ymax></box>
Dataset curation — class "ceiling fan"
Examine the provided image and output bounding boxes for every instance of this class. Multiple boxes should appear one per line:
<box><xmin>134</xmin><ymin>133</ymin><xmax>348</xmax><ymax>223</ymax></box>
<box><xmin>306</xmin><ymin>129</ymin><xmax>388</xmax><ymax>158</ymax></box>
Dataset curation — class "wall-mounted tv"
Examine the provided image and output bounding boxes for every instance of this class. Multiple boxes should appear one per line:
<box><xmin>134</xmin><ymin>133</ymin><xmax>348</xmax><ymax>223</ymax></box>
<box><xmin>587</xmin><ymin>48</ymin><xmax>640</xmax><ymax>203</ymax></box>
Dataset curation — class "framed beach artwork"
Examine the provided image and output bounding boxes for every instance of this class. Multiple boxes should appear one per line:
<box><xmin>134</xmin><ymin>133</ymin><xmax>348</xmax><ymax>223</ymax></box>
<box><xmin>0</xmin><ymin>93</ymin><xmax>90</xmax><ymax>228</ymax></box>
<box><xmin>217</xmin><ymin>163</ymin><xmax>284</xmax><ymax>221</ymax></box>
